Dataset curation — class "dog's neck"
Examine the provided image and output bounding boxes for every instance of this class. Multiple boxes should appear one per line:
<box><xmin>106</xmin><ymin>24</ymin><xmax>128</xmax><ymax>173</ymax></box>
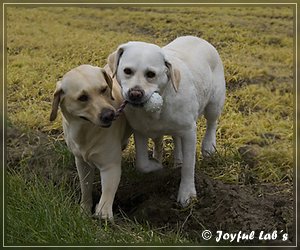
<box><xmin>62</xmin><ymin>111</ymin><xmax>104</xmax><ymax>148</ymax></box>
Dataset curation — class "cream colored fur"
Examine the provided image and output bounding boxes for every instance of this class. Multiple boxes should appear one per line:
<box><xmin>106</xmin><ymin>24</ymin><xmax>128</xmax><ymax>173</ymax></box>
<box><xmin>50</xmin><ymin>65</ymin><xmax>131</xmax><ymax>219</ymax></box>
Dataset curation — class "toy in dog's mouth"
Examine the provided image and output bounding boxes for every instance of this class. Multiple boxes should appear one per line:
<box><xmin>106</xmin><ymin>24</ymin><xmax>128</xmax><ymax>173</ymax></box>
<box><xmin>112</xmin><ymin>92</ymin><xmax>163</xmax><ymax>122</ymax></box>
<box><xmin>128</xmin><ymin>92</ymin><xmax>163</xmax><ymax>113</ymax></box>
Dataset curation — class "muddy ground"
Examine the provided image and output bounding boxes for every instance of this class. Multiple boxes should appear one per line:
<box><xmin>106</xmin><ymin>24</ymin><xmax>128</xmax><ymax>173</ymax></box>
<box><xmin>6</xmin><ymin>126</ymin><xmax>294</xmax><ymax>245</ymax></box>
<box><xmin>114</xmin><ymin>168</ymin><xmax>294</xmax><ymax>245</ymax></box>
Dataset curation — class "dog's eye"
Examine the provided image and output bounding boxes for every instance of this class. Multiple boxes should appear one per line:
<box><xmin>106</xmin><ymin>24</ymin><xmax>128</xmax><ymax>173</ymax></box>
<box><xmin>124</xmin><ymin>68</ymin><xmax>133</xmax><ymax>75</ymax></box>
<box><xmin>78</xmin><ymin>94</ymin><xmax>89</xmax><ymax>102</ymax></box>
<box><xmin>146</xmin><ymin>71</ymin><xmax>156</xmax><ymax>78</ymax></box>
<box><xmin>100</xmin><ymin>86</ymin><xmax>108</xmax><ymax>94</ymax></box>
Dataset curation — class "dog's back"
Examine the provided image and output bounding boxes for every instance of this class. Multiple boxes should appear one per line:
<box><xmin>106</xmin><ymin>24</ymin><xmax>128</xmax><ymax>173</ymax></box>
<box><xmin>163</xmin><ymin>36</ymin><xmax>225</xmax><ymax>116</ymax></box>
<box><xmin>163</xmin><ymin>36</ymin><xmax>222</xmax><ymax>72</ymax></box>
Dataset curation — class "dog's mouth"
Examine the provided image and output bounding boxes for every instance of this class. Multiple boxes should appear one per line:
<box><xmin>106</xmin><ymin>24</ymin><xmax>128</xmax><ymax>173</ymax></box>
<box><xmin>79</xmin><ymin>116</ymin><xmax>91</xmax><ymax>122</ymax></box>
<box><xmin>126</xmin><ymin>93</ymin><xmax>154</xmax><ymax>107</ymax></box>
<box><xmin>128</xmin><ymin>101</ymin><xmax>145</xmax><ymax>107</ymax></box>
<box><xmin>79</xmin><ymin>116</ymin><xmax>111</xmax><ymax>128</ymax></box>
<box><xmin>100</xmin><ymin>122</ymin><xmax>112</xmax><ymax>128</ymax></box>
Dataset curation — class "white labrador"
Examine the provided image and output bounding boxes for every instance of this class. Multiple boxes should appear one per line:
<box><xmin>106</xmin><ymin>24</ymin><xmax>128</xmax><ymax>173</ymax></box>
<box><xmin>108</xmin><ymin>36</ymin><xmax>226</xmax><ymax>206</ymax></box>
<box><xmin>50</xmin><ymin>65</ymin><xmax>131</xmax><ymax>219</ymax></box>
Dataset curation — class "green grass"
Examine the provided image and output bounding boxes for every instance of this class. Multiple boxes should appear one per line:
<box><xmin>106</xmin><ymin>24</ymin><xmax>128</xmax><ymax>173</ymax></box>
<box><xmin>5</xmin><ymin>5</ymin><xmax>294</xmax><ymax>246</ymax></box>
<box><xmin>6</xmin><ymin>169</ymin><xmax>190</xmax><ymax>245</ymax></box>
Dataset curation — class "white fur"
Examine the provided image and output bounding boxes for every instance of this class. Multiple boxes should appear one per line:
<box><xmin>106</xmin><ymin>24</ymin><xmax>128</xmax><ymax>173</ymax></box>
<box><xmin>108</xmin><ymin>36</ymin><xmax>226</xmax><ymax>206</ymax></box>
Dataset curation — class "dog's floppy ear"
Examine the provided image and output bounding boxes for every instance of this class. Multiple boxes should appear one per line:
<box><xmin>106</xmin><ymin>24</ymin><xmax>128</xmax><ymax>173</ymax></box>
<box><xmin>107</xmin><ymin>46</ymin><xmax>125</xmax><ymax>78</ymax></box>
<box><xmin>101</xmin><ymin>69</ymin><xmax>115</xmax><ymax>100</ymax></box>
<box><xmin>50</xmin><ymin>81</ymin><xmax>63</xmax><ymax>121</ymax></box>
<box><xmin>165</xmin><ymin>60</ymin><xmax>181</xmax><ymax>92</ymax></box>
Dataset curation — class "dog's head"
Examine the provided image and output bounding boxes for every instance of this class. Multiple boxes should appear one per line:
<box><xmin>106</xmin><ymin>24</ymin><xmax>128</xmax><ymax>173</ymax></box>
<box><xmin>50</xmin><ymin>65</ymin><xmax>117</xmax><ymax>128</ymax></box>
<box><xmin>107</xmin><ymin>42</ymin><xmax>180</xmax><ymax>106</ymax></box>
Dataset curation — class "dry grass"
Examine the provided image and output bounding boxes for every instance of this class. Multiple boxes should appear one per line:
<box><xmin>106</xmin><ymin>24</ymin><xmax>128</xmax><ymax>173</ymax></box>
<box><xmin>5</xmin><ymin>5</ymin><xmax>294</xmax><ymax>245</ymax></box>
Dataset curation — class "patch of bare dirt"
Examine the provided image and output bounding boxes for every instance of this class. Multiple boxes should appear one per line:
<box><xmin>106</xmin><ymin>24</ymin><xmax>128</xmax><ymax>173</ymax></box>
<box><xmin>6</xmin><ymin>126</ymin><xmax>77</xmax><ymax>187</ymax></box>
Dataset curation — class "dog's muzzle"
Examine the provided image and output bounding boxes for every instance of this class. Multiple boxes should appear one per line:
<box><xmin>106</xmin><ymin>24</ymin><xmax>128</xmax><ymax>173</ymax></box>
<box><xmin>99</xmin><ymin>108</ymin><xmax>115</xmax><ymax>127</ymax></box>
<box><xmin>128</xmin><ymin>86</ymin><xmax>145</xmax><ymax>104</ymax></box>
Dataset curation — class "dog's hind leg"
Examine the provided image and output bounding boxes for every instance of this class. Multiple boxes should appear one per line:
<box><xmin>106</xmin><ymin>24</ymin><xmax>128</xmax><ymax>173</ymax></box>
<box><xmin>152</xmin><ymin>136</ymin><xmax>164</xmax><ymax>163</ymax></box>
<box><xmin>177</xmin><ymin>127</ymin><xmax>197</xmax><ymax>207</ymax></box>
<box><xmin>202</xmin><ymin>94</ymin><xmax>225</xmax><ymax>157</ymax></box>
<box><xmin>202</xmin><ymin>108</ymin><xmax>218</xmax><ymax>157</ymax></box>
<box><xmin>76</xmin><ymin>157</ymin><xmax>95</xmax><ymax>215</ymax></box>
<box><xmin>173</xmin><ymin>136</ymin><xmax>183</xmax><ymax>168</ymax></box>
<box><xmin>202</xmin><ymin>65</ymin><xmax>226</xmax><ymax>157</ymax></box>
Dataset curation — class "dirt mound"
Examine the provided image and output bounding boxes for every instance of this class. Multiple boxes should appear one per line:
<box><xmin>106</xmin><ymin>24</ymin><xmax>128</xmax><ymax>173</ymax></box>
<box><xmin>114</xmin><ymin>167</ymin><xmax>294</xmax><ymax>245</ymax></box>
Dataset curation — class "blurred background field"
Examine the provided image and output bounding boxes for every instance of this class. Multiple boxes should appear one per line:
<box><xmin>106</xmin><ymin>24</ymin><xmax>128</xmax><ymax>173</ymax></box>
<box><xmin>5</xmin><ymin>5</ymin><xmax>294</xmax><ymax>245</ymax></box>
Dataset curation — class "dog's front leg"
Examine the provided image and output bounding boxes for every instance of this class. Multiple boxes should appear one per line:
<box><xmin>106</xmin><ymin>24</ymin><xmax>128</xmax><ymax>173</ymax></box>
<box><xmin>134</xmin><ymin>131</ymin><xmax>163</xmax><ymax>173</ymax></box>
<box><xmin>75</xmin><ymin>157</ymin><xmax>95</xmax><ymax>215</ymax></box>
<box><xmin>95</xmin><ymin>164</ymin><xmax>121</xmax><ymax>220</ymax></box>
<box><xmin>177</xmin><ymin>128</ymin><xmax>197</xmax><ymax>207</ymax></box>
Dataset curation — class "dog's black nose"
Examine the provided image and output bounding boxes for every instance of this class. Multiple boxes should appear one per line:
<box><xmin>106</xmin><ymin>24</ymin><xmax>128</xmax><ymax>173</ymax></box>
<box><xmin>128</xmin><ymin>87</ymin><xmax>144</xmax><ymax>102</ymax></box>
<box><xmin>100</xmin><ymin>108</ymin><xmax>115</xmax><ymax>124</ymax></box>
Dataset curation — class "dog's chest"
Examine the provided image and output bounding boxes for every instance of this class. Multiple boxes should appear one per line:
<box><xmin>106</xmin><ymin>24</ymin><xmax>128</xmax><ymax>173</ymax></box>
<box><xmin>125</xmin><ymin>104</ymin><xmax>195</xmax><ymax>137</ymax></box>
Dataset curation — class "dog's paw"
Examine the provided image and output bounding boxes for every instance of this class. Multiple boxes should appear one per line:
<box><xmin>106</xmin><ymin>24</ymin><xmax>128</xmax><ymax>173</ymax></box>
<box><xmin>177</xmin><ymin>183</ymin><xmax>197</xmax><ymax>207</ymax></box>
<box><xmin>94</xmin><ymin>203</ymin><xmax>114</xmax><ymax>221</ymax></box>
<box><xmin>137</xmin><ymin>159</ymin><xmax>163</xmax><ymax>173</ymax></box>
<box><xmin>201</xmin><ymin>143</ymin><xmax>216</xmax><ymax>158</ymax></box>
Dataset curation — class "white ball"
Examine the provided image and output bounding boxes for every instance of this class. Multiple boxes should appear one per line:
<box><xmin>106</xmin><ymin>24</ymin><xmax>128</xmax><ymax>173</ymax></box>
<box><xmin>144</xmin><ymin>92</ymin><xmax>163</xmax><ymax>113</ymax></box>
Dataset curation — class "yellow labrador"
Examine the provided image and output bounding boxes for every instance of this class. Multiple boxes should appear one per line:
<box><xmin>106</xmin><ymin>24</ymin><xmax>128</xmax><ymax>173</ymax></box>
<box><xmin>50</xmin><ymin>64</ymin><xmax>131</xmax><ymax>219</ymax></box>
<box><xmin>108</xmin><ymin>36</ymin><xmax>226</xmax><ymax>207</ymax></box>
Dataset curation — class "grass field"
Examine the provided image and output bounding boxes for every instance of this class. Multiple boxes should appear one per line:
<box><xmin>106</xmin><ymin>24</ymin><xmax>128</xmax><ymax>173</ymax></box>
<box><xmin>5</xmin><ymin>5</ymin><xmax>294</xmax><ymax>246</ymax></box>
